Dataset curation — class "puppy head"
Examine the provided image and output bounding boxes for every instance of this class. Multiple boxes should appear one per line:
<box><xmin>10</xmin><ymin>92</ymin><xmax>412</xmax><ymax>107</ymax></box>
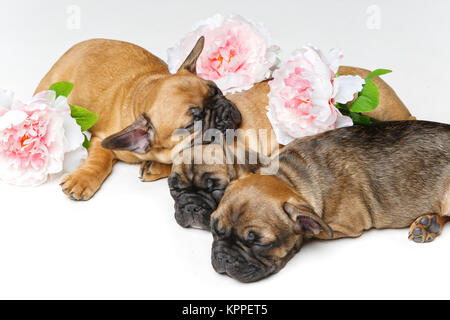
<box><xmin>101</xmin><ymin>37</ymin><xmax>242</xmax><ymax>157</ymax></box>
<box><xmin>169</xmin><ymin>144</ymin><xmax>262</xmax><ymax>230</ymax></box>
<box><xmin>210</xmin><ymin>174</ymin><xmax>333</xmax><ymax>283</ymax></box>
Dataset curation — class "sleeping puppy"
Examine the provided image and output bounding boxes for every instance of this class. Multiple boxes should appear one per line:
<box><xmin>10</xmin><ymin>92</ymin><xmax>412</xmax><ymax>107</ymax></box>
<box><xmin>169</xmin><ymin>80</ymin><xmax>277</xmax><ymax>229</ymax></box>
<box><xmin>169</xmin><ymin>67</ymin><xmax>415</xmax><ymax>229</ymax></box>
<box><xmin>35</xmin><ymin>37</ymin><xmax>241</xmax><ymax>200</ymax></box>
<box><xmin>210</xmin><ymin>121</ymin><xmax>450</xmax><ymax>283</ymax></box>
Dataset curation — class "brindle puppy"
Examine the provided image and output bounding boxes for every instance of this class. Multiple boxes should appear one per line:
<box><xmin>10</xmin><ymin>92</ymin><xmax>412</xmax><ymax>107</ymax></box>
<box><xmin>35</xmin><ymin>37</ymin><xmax>241</xmax><ymax>200</ymax></box>
<box><xmin>169</xmin><ymin>68</ymin><xmax>415</xmax><ymax>230</ymax></box>
<box><xmin>211</xmin><ymin>121</ymin><xmax>450</xmax><ymax>283</ymax></box>
<box><xmin>170</xmin><ymin>143</ymin><xmax>266</xmax><ymax>229</ymax></box>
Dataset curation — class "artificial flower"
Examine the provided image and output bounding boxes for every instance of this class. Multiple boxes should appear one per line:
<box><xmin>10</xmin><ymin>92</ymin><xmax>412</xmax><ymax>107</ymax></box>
<box><xmin>168</xmin><ymin>13</ymin><xmax>280</xmax><ymax>93</ymax></box>
<box><xmin>266</xmin><ymin>45</ymin><xmax>365</xmax><ymax>145</ymax></box>
<box><xmin>0</xmin><ymin>90</ymin><xmax>87</xmax><ymax>186</ymax></box>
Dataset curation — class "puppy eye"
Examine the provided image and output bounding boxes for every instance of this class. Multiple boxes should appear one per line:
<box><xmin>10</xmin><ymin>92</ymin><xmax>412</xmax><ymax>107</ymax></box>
<box><xmin>246</xmin><ymin>231</ymin><xmax>258</xmax><ymax>245</ymax></box>
<box><xmin>206</xmin><ymin>178</ymin><xmax>214</xmax><ymax>191</ymax></box>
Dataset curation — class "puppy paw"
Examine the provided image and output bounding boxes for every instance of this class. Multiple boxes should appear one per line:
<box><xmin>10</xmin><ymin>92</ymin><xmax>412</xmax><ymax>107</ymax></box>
<box><xmin>140</xmin><ymin>161</ymin><xmax>171</xmax><ymax>182</ymax></box>
<box><xmin>60</xmin><ymin>170</ymin><xmax>100</xmax><ymax>201</ymax></box>
<box><xmin>408</xmin><ymin>214</ymin><xmax>446</xmax><ymax>243</ymax></box>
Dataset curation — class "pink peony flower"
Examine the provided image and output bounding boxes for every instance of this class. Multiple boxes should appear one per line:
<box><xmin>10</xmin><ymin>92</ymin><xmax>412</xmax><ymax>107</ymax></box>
<box><xmin>266</xmin><ymin>45</ymin><xmax>365</xmax><ymax>145</ymax></box>
<box><xmin>0</xmin><ymin>90</ymin><xmax>87</xmax><ymax>186</ymax></box>
<box><xmin>168</xmin><ymin>14</ymin><xmax>280</xmax><ymax>93</ymax></box>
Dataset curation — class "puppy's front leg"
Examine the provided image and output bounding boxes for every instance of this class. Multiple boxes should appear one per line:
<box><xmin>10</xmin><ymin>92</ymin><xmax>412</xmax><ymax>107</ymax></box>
<box><xmin>140</xmin><ymin>162</ymin><xmax>172</xmax><ymax>182</ymax></box>
<box><xmin>61</xmin><ymin>137</ymin><xmax>116</xmax><ymax>201</ymax></box>
<box><xmin>409</xmin><ymin>214</ymin><xmax>448</xmax><ymax>243</ymax></box>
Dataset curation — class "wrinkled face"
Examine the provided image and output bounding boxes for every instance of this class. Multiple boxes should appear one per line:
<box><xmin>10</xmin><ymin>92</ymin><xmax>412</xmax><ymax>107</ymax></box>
<box><xmin>102</xmin><ymin>75</ymin><xmax>241</xmax><ymax>156</ymax></box>
<box><xmin>210</xmin><ymin>175</ymin><xmax>301</xmax><ymax>282</ymax></box>
<box><xmin>151</xmin><ymin>75</ymin><xmax>242</xmax><ymax>140</ymax></box>
<box><xmin>210</xmin><ymin>175</ymin><xmax>332</xmax><ymax>283</ymax></box>
<box><xmin>169</xmin><ymin>145</ymin><xmax>232</xmax><ymax>229</ymax></box>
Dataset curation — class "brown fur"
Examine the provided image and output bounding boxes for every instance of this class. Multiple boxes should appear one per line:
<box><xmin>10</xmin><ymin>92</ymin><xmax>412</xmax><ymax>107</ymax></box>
<box><xmin>211</xmin><ymin>121</ymin><xmax>450</xmax><ymax>282</ymax></box>
<box><xmin>36</xmin><ymin>38</ymin><xmax>241</xmax><ymax>200</ymax></box>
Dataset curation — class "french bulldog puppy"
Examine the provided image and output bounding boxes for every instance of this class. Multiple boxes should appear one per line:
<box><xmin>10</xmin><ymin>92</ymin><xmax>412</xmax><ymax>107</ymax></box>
<box><xmin>169</xmin><ymin>80</ymin><xmax>276</xmax><ymax>229</ymax></box>
<box><xmin>170</xmin><ymin>143</ymin><xmax>267</xmax><ymax>229</ymax></box>
<box><xmin>35</xmin><ymin>37</ymin><xmax>242</xmax><ymax>200</ymax></box>
<box><xmin>169</xmin><ymin>67</ymin><xmax>415</xmax><ymax>230</ymax></box>
<box><xmin>211</xmin><ymin>121</ymin><xmax>450</xmax><ymax>283</ymax></box>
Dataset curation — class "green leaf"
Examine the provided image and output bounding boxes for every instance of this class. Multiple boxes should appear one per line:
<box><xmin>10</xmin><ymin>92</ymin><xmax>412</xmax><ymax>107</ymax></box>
<box><xmin>350</xmin><ymin>112</ymin><xmax>372</xmax><ymax>126</ymax></box>
<box><xmin>334</xmin><ymin>73</ymin><xmax>340</xmax><ymax>78</ymax></box>
<box><xmin>366</xmin><ymin>69</ymin><xmax>392</xmax><ymax>80</ymax></box>
<box><xmin>349</xmin><ymin>79</ymin><xmax>380</xmax><ymax>113</ymax></box>
<box><xmin>82</xmin><ymin>134</ymin><xmax>91</xmax><ymax>149</ymax></box>
<box><xmin>70</xmin><ymin>104</ymin><xmax>99</xmax><ymax>132</ymax></box>
<box><xmin>49</xmin><ymin>82</ymin><xmax>74</xmax><ymax>98</ymax></box>
<box><xmin>335</xmin><ymin>103</ymin><xmax>348</xmax><ymax>111</ymax></box>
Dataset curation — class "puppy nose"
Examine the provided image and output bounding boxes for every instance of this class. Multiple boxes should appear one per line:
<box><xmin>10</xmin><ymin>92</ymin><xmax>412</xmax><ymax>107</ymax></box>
<box><xmin>212</xmin><ymin>219</ymin><xmax>227</xmax><ymax>237</ymax></box>
<box><xmin>217</xmin><ymin>252</ymin><xmax>236</xmax><ymax>266</ymax></box>
<box><xmin>213</xmin><ymin>251</ymin><xmax>240</xmax><ymax>274</ymax></box>
<box><xmin>183</xmin><ymin>204</ymin><xmax>203</xmax><ymax>215</ymax></box>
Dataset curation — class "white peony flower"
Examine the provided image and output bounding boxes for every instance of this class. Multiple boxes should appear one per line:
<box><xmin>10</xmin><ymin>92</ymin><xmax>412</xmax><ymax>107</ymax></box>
<box><xmin>266</xmin><ymin>45</ymin><xmax>364</xmax><ymax>145</ymax></box>
<box><xmin>168</xmin><ymin>13</ymin><xmax>280</xmax><ymax>93</ymax></box>
<box><xmin>0</xmin><ymin>90</ymin><xmax>87</xmax><ymax>186</ymax></box>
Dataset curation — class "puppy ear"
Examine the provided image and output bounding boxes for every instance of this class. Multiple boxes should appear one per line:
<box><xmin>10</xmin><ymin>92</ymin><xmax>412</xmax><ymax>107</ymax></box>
<box><xmin>283</xmin><ymin>201</ymin><xmax>333</xmax><ymax>238</ymax></box>
<box><xmin>177</xmin><ymin>36</ymin><xmax>205</xmax><ymax>74</ymax></box>
<box><xmin>101</xmin><ymin>113</ymin><xmax>154</xmax><ymax>154</ymax></box>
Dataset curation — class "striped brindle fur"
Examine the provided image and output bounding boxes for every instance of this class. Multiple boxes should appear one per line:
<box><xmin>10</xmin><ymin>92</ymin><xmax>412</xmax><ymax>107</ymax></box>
<box><xmin>169</xmin><ymin>67</ymin><xmax>415</xmax><ymax>230</ymax></box>
<box><xmin>211</xmin><ymin>121</ymin><xmax>450</xmax><ymax>283</ymax></box>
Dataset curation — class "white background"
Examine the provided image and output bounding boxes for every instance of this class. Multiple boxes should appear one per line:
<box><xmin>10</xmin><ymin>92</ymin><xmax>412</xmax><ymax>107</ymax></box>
<box><xmin>0</xmin><ymin>0</ymin><xmax>449</xmax><ymax>299</ymax></box>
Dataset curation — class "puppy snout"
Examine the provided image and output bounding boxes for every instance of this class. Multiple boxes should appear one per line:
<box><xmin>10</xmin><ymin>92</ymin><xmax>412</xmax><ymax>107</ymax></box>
<box><xmin>211</xmin><ymin>246</ymin><xmax>239</xmax><ymax>274</ymax></box>
<box><xmin>183</xmin><ymin>203</ymin><xmax>201</xmax><ymax>214</ymax></box>
<box><xmin>220</xmin><ymin>103</ymin><xmax>242</xmax><ymax>129</ymax></box>
<box><xmin>229</xmin><ymin>104</ymin><xmax>242</xmax><ymax>125</ymax></box>
<box><xmin>211</xmin><ymin>98</ymin><xmax>242</xmax><ymax>131</ymax></box>
<box><xmin>211</xmin><ymin>245</ymin><xmax>262</xmax><ymax>282</ymax></box>
<box><xmin>216</xmin><ymin>252</ymin><xmax>237</xmax><ymax>271</ymax></box>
